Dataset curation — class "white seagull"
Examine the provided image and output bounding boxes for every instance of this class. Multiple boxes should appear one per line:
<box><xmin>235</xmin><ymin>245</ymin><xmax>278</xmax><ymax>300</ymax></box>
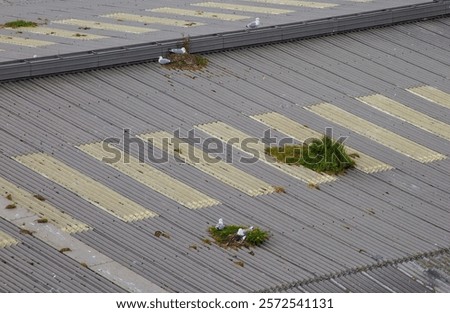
<box><xmin>169</xmin><ymin>47</ymin><xmax>187</xmax><ymax>54</ymax></box>
<box><xmin>246</xmin><ymin>18</ymin><xmax>260</xmax><ymax>29</ymax></box>
<box><xmin>237</xmin><ymin>226</ymin><xmax>254</xmax><ymax>241</ymax></box>
<box><xmin>215</xmin><ymin>218</ymin><xmax>225</xmax><ymax>230</ymax></box>
<box><xmin>158</xmin><ymin>56</ymin><xmax>171</xmax><ymax>65</ymax></box>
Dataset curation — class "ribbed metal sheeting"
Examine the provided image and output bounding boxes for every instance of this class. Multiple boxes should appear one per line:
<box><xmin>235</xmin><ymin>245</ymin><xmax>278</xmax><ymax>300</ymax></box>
<box><xmin>0</xmin><ymin>1</ymin><xmax>449</xmax><ymax>81</ymax></box>
<box><xmin>398</xmin><ymin>251</ymin><xmax>450</xmax><ymax>293</ymax></box>
<box><xmin>0</xmin><ymin>129</ymin><xmax>448</xmax><ymax>292</ymax></box>
<box><xmin>283</xmin><ymin>252</ymin><xmax>450</xmax><ymax>293</ymax></box>
<box><xmin>317</xmin><ymin>267</ymin><xmax>432</xmax><ymax>293</ymax></box>
<box><xmin>0</xmin><ymin>18</ymin><xmax>449</xmax><ymax>292</ymax></box>
<box><xmin>0</xmin><ymin>219</ymin><xmax>125</xmax><ymax>293</ymax></box>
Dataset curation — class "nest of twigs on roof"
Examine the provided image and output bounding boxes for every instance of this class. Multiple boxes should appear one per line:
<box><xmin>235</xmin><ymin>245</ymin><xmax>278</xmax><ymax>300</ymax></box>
<box><xmin>164</xmin><ymin>53</ymin><xmax>209</xmax><ymax>71</ymax></box>
<box><xmin>208</xmin><ymin>225</ymin><xmax>269</xmax><ymax>249</ymax></box>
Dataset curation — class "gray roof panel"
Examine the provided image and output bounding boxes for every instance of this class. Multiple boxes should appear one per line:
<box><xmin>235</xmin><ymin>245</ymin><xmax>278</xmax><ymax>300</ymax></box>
<box><xmin>0</xmin><ymin>219</ymin><xmax>125</xmax><ymax>292</ymax></box>
<box><xmin>0</xmin><ymin>0</ymin><xmax>431</xmax><ymax>63</ymax></box>
<box><xmin>1</xmin><ymin>15</ymin><xmax>449</xmax><ymax>292</ymax></box>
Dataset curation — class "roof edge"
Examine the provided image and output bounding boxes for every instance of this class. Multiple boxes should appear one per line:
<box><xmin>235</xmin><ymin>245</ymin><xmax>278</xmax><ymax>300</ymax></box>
<box><xmin>0</xmin><ymin>0</ymin><xmax>449</xmax><ymax>82</ymax></box>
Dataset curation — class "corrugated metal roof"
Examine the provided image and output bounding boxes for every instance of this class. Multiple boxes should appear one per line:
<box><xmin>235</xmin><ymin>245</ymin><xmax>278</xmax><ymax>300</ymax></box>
<box><xmin>0</xmin><ymin>218</ymin><xmax>125</xmax><ymax>292</ymax></box>
<box><xmin>0</xmin><ymin>0</ymin><xmax>429</xmax><ymax>62</ymax></box>
<box><xmin>283</xmin><ymin>250</ymin><xmax>450</xmax><ymax>293</ymax></box>
<box><xmin>1</xmin><ymin>16</ymin><xmax>449</xmax><ymax>292</ymax></box>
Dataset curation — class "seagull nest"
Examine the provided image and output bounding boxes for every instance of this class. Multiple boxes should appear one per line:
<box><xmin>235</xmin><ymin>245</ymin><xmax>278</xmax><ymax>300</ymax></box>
<box><xmin>163</xmin><ymin>53</ymin><xmax>209</xmax><ymax>71</ymax></box>
<box><xmin>208</xmin><ymin>225</ymin><xmax>269</xmax><ymax>249</ymax></box>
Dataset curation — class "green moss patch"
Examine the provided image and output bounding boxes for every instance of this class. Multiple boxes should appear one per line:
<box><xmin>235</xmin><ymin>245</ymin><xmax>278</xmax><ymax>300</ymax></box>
<box><xmin>3</xmin><ymin>20</ymin><xmax>38</xmax><ymax>28</ymax></box>
<box><xmin>265</xmin><ymin>136</ymin><xmax>356</xmax><ymax>175</ymax></box>
<box><xmin>208</xmin><ymin>225</ymin><xmax>269</xmax><ymax>248</ymax></box>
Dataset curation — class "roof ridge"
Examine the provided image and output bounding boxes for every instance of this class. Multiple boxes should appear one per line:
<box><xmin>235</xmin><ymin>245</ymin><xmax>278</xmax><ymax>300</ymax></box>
<box><xmin>1</xmin><ymin>1</ymin><xmax>449</xmax><ymax>82</ymax></box>
<box><xmin>257</xmin><ymin>247</ymin><xmax>450</xmax><ymax>293</ymax></box>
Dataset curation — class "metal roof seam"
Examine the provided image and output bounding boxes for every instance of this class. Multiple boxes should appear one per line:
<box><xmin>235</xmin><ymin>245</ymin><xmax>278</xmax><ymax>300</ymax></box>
<box><xmin>258</xmin><ymin>247</ymin><xmax>450</xmax><ymax>292</ymax></box>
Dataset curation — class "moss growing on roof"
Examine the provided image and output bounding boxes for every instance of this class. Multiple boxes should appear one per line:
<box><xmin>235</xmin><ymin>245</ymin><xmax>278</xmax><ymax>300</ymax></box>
<box><xmin>208</xmin><ymin>225</ymin><xmax>269</xmax><ymax>248</ymax></box>
<box><xmin>265</xmin><ymin>135</ymin><xmax>356</xmax><ymax>175</ymax></box>
<box><xmin>3</xmin><ymin>20</ymin><xmax>38</xmax><ymax>28</ymax></box>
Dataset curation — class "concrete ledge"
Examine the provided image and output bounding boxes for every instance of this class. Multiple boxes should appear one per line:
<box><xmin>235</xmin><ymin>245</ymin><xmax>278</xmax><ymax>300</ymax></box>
<box><xmin>0</xmin><ymin>1</ymin><xmax>449</xmax><ymax>82</ymax></box>
<box><xmin>0</xmin><ymin>202</ymin><xmax>167</xmax><ymax>293</ymax></box>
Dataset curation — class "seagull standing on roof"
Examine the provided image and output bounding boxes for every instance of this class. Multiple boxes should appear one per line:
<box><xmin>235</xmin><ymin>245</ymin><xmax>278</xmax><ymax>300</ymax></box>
<box><xmin>158</xmin><ymin>56</ymin><xmax>171</xmax><ymax>65</ymax></box>
<box><xmin>237</xmin><ymin>226</ymin><xmax>254</xmax><ymax>241</ymax></box>
<box><xmin>215</xmin><ymin>218</ymin><xmax>225</xmax><ymax>230</ymax></box>
<box><xmin>246</xmin><ymin>18</ymin><xmax>260</xmax><ymax>29</ymax></box>
<box><xmin>169</xmin><ymin>47</ymin><xmax>187</xmax><ymax>54</ymax></box>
